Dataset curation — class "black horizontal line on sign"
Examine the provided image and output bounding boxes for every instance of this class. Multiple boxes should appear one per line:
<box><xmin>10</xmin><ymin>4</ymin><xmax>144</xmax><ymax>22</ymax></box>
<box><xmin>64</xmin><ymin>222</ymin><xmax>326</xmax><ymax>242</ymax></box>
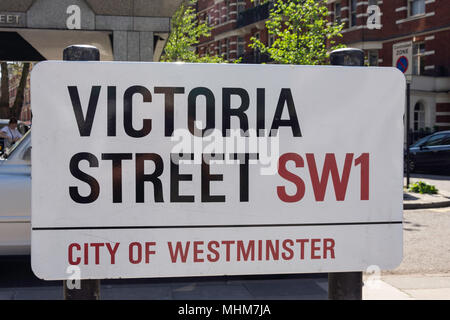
<box><xmin>32</xmin><ymin>221</ymin><xmax>402</xmax><ymax>231</ymax></box>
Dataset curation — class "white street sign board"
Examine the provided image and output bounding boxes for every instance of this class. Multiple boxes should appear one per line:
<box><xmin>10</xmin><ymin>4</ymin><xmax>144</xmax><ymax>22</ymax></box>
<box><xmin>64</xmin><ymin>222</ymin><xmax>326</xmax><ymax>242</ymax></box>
<box><xmin>31</xmin><ymin>62</ymin><xmax>404</xmax><ymax>280</ymax></box>
<box><xmin>393</xmin><ymin>41</ymin><xmax>413</xmax><ymax>79</ymax></box>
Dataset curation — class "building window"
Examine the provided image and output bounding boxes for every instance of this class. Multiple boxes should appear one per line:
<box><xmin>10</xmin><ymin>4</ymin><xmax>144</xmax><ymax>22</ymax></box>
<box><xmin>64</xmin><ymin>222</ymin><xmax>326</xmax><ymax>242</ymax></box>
<box><xmin>254</xmin><ymin>32</ymin><xmax>261</xmax><ymax>63</ymax></box>
<box><xmin>218</xmin><ymin>41</ymin><xmax>223</xmax><ymax>57</ymax></box>
<box><xmin>220</xmin><ymin>0</ymin><xmax>231</xmax><ymax>24</ymax></box>
<box><xmin>268</xmin><ymin>33</ymin><xmax>275</xmax><ymax>47</ymax></box>
<box><xmin>207</xmin><ymin>13</ymin><xmax>212</xmax><ymax>26</ymax></box>
<box><xmin>413</xmin><ymin>42</ymin><xmax>426</xmax><ymax>75</ymax></box>
<box><xmin>334</xmin><ymin>2</ymin><xmax>341</xmax><ymax>24</ymax></box>
<box><xmin>237</xmin><ymin>36</ymin><xmax>245</xmax><ymax>57</ymax></box>
<box><xmin>409</xmin><ymin>0</ymin><xmax>425</xmax><ymax>17</ymax></box>
<box><xmin>224</xmin><ymin>39</ymin><xmax>229</xmax><ymax>60</ymax></box>
<box><xmin>413</xmin><ymin>102</ymin><xmax>425</xmax><ymax>131</ymax></box>
<box><xmin>368</xmin><ymin>50</ymin><xmax>378</xmax><ymax>66</ymax></box>
<box><xmin>223</xmin><ymin>1</ymin><xmax>228</xmax><ymax>23</ymax></box>
<box><xmin>350</xmin><ymin>0</ymin><xmax>357</xmax><ymax>27</ymax></box>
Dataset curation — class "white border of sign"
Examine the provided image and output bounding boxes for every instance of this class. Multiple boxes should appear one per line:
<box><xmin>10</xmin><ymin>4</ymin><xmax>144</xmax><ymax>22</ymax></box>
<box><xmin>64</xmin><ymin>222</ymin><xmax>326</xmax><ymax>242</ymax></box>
<box><xmin>31</xmin><ymin>62</ymin><xmax>404</xmax><ymax>280</ymax></box>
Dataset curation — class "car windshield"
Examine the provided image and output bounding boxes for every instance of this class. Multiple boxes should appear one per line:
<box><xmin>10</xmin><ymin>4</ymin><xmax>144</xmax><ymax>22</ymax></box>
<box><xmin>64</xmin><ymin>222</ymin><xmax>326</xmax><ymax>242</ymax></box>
<box><xmin>411</xmin><ymin>136</ymin><xmax>430</xmax><ymax>147</ymax></box>
<box><xmin>0</xmin><ymin>130</ymin><xmax>30</xmax><ymax>160</ymax></box>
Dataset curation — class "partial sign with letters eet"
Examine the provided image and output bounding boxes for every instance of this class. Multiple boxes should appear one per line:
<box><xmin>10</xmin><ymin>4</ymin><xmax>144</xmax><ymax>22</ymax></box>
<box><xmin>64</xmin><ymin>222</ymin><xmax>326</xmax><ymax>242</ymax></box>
<box><xmin>0</xmin><ymin>12</ymin><xmax>26</xmax><ymax>27</ymax></box>
<box><xmin>31</xmin><ymin>62</ymin><xmax>405</xmax><ymax>280</ymax></box>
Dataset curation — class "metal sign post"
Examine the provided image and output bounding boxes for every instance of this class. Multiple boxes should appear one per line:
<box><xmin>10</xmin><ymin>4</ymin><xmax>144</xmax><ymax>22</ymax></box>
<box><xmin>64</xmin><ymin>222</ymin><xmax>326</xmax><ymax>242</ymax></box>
<box><xmin>406</xmin><ymin>80</ymin><xmax>411</xmax><ymax>188</ymax></box>
<box><xmin>328</xmin><ymin>48</ymin><xmax>365</xmax><ymax>300</ymax></box>
<box><xmin>62</xmin><ymin>45</ymin><xmax>100</xmax><ymax>300</ymax></box>
<box><xmin>392</xmin><ymin>42</ymin><xmax>413</xmax><ymax>189</ymax></box>
<box><xmin>392</xmin><ymin>42</ymin><xmax>413</xmax><ymax>78</ymax></box>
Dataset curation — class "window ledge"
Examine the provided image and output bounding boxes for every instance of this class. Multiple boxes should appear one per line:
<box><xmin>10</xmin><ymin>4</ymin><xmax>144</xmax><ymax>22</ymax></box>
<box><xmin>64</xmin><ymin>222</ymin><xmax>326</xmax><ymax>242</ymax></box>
<box><xmin>396</xmin><ymin>12</ymin><xmax>434</xmax><ymax>24</ymax></box>
<box><xmin>409</xmin><ymin>13</ymin><xmax>426</xmax><ymax>19</ymax></box>
<box><xmin>345</xmin><ymin>26</ymin><xmax>359</xmax><ymax>31</ymax></box>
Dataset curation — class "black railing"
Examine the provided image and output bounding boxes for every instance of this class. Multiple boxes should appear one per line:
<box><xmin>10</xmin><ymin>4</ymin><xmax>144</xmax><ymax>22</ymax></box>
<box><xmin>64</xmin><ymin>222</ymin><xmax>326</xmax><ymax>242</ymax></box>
<box><xmin>238</xmin><ymin>51</ymin><xmax>271</xmax><ymax>64</ymax></box>
<box><xmin>237</xmin><ymin>2</ymin><xmax>273</xmax><ymax>28</ymax></box>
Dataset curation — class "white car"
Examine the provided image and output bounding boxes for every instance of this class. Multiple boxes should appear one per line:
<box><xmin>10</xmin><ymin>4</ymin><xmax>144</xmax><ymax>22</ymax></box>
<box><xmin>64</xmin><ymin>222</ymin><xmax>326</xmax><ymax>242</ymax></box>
<box><xmin>0</xmin><ymin>130</ymin><xmax>31</xmax><ymax>255</ymax></box>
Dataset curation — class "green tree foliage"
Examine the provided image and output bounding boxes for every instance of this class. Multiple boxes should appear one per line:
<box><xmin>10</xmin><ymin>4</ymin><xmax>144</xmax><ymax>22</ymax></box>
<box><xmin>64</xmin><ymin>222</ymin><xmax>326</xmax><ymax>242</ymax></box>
<box><xmin>250</xmin><ymin>0</ymin><xmax>345</xmax><ymax>65</ymax></box>
<box><xmin>409</xmin><ymin>181</ymin><xmax>438</xmax><ymax>195</ymax></box>
<box><xmin>161</xmin><ymin>0</ymin><xmax>226</xmax><ymax>63</ymax></box>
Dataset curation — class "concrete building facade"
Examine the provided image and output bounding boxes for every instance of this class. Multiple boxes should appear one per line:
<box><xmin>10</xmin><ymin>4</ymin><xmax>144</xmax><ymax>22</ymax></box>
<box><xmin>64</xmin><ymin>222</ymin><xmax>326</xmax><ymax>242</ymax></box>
<box><xmin>0</xmin><ymin>0</ymin><xmax>183</xmax><ymax>122</ymax></box>
<box><xmin>0</xmin><ymin>0</ymin><xmax>183</xmax><ymax>61</ymax></box>
<box><xmin>327</xmin><ymin>0</ymin><xmax>450</xmax><ymax>135</ymax></box>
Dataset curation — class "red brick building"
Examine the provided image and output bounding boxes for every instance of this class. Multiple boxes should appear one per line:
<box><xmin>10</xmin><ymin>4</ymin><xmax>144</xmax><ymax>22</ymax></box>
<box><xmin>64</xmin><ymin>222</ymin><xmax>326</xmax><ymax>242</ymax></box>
<box><xmin>196</xmin><ymin>0</ymin><xmax>450</xmax><ymax>134</ymax></box>
<box><xmin>327</xmin><ymin>0</ymin><xmax>450</xmax><ymax>133</ymax></box>
<box><xmin>196</xmin><ymin>0</ymin><xmax>274</xmax><ymax>63</ymax></box>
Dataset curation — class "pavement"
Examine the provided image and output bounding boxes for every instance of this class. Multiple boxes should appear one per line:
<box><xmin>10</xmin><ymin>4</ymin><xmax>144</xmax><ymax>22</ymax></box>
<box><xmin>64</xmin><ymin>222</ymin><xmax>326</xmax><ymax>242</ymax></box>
<box><xmin>0</xmin><ymin>258</ymin><xmax>330</xmax><ymax>299</ymax></box>
<box><xmin>0</xmin><ymin>173</ymin><xmax>448</xmax><ymax>300</ymax></box>
<box><xmin>366</xmin><ymin>175</ymin><xmax>450</xmax><ymax>301</ymax></box>
<box><xmin>363</xmin><ymin>273</ymin><xmax>450</xmax><ymax>300</ymax></box>
<box><xmin>1</xmin><ymin>270</ymin><xmax>448</xmax><ymax>300</ymax></box>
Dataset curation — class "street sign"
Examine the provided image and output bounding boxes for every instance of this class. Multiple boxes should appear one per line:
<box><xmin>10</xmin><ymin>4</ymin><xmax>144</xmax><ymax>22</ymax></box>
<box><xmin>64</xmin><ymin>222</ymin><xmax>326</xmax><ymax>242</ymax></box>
<box><xmin>393</xmin><ymin>41</ymin><xmax>413</xmax><ymax>80</ymax></box>
<box><xmin>396</xmin><ymin>56</ymin><xmax>409</xmax><ymax>74</ymax></box>
<box><xmin>31</xmin><ymin>62</ymin><xmax>404</xmax><ymax>280</ymax></box>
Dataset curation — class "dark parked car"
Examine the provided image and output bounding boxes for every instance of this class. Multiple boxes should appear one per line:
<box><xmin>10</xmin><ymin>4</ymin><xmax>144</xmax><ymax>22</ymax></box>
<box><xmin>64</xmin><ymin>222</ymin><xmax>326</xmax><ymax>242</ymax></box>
<box><xmin>406</xmin><ymin>130</ymin><xmax>450</xmax><ymax>174</ymax></box>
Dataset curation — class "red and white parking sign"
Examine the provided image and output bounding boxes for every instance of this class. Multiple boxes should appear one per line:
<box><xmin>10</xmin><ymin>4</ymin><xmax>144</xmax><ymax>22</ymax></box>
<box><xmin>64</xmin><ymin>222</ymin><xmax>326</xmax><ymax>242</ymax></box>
<box><xmin>31</xmin><ymin>62</ymin><xmax>404</xmax><ymax>280</ymax></box>
<box><xmin>393</xmin><ymin>41</ymin><xmax>413</xmax><ymax>77</ymax></box>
